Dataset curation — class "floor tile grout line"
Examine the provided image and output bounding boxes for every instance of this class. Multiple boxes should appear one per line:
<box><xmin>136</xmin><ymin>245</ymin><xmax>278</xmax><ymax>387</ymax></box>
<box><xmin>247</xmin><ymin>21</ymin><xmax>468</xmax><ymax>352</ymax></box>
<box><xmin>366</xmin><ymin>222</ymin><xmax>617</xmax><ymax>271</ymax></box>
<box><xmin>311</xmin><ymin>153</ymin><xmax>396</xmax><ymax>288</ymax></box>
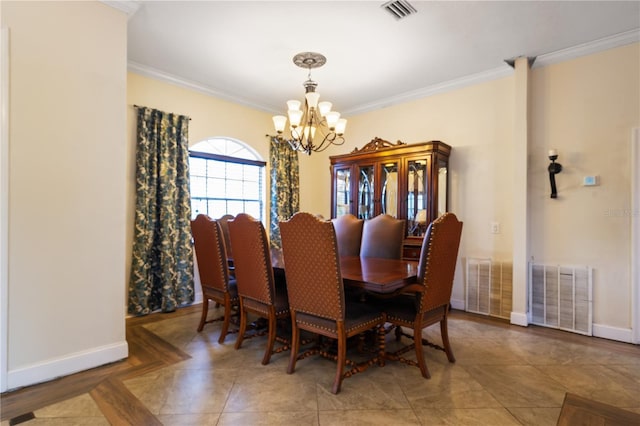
<box><xmin>4</xmin><ymin>306</ymin><xmax>640</xmax><ymax>424</ymax></box>
<box><xmin>89</xmin><ymin>322</ymin><xmax>187</xmax><ymax>425</ymax></box>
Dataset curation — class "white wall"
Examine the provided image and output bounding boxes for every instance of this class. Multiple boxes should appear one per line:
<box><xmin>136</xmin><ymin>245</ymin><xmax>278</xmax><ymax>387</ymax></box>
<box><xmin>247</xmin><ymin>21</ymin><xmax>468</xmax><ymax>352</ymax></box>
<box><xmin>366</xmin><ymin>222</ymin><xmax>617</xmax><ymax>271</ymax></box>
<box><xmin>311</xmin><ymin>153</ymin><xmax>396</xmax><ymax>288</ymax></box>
<box><xmin>2</xmin><ymin>1</ymin><xmax>128</xmax><ymax>390</ymax></box>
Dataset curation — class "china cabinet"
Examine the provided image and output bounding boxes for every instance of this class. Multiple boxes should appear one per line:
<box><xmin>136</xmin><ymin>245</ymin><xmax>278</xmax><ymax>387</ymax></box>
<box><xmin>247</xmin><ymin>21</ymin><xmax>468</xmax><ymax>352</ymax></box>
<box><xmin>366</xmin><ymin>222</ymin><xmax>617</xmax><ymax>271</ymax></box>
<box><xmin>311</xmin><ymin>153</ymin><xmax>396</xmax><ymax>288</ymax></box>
<box><xmin>330</xmin><ymin>138</ymin><xmax>451</xmax><ymax>259</ymax></box>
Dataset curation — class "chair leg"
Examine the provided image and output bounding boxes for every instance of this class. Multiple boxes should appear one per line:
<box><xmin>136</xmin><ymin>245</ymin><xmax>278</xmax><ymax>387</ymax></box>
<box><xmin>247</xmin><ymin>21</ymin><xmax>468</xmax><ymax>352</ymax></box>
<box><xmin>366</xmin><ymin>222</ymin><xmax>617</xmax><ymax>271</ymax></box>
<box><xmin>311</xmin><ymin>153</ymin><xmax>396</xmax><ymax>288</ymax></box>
<box><xmin>262</xmin><ymin>311</ymin><xmax>277</xmax><ymax>365</ymax></box>
<box><xmin>332</xmin><ymin>323</ymin><xmax>347</xmax><ymax>394</ymax></box>
<box><xmin>377</xmin><ymin>325</ymin><xmax>386</xmax><ymax>367</ymax></box>
<box><xmin>394</xmin><ymin>325</ymin><xmax>403</xmax><ymax>341</ymax></box>
<box><xmin>440</xmin><ymin>313</ymin><xmax>456</xmax><ymax>363</ymax></box>
<box><xmin>234</xmin><ymin>299</ymin><xmax>247</xmax><ymax>350</ymax></box>
<box><xmin>287</xmin><ymin>312</ymin><xmax>300</xmax><ymax>374</ymax></box>
<box><xmin>218</xmin><ymin>296</ymin><xmax>231</xmax><ymax>344</ymax></box>
<box><xmin>197</xmin><ymin>298</ymin><xmax>209</xmax><ymax>332</ymax></box>
<box><xmin>414</xmin><ymin>326</ymin><xmax>431</xmax><ymax>379</ymax></box>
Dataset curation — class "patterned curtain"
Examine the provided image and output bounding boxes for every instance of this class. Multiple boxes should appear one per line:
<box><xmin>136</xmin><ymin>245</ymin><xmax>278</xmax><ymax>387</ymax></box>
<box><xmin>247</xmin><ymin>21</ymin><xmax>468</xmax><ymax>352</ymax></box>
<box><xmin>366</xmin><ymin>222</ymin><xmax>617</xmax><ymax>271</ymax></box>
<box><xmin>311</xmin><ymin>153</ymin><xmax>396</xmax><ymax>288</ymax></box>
<box><xmin>128</xmin><ymin>107</ymin><xmax>194</xmax><ymax>315</ymax></box>
<box><xmin>269</xmin><ymin>136</ymin><xmax>300</xmax><ymax>249</ymax></box>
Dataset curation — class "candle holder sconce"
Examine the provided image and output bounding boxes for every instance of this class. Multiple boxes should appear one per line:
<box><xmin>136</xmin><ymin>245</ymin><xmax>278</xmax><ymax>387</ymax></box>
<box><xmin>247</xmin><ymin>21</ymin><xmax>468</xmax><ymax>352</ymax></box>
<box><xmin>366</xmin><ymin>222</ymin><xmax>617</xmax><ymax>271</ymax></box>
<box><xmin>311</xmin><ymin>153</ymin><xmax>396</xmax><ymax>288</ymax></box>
<box><xmin>548</xmin><ymin>149</ymin><xmax>562</xmax><ymax>199</ymax></box>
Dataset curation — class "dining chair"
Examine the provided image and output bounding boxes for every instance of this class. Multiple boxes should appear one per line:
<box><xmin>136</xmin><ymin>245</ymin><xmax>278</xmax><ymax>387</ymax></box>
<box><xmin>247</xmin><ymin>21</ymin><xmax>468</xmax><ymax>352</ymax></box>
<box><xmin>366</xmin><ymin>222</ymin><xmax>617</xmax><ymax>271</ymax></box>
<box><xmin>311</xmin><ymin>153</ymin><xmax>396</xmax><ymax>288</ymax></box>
<box><xmin>331</xmin><ymin>214</ymin><xmax>364</xmax><ymax>257</ymax></box>
<box><xmin>190</xmin><ymin>214</ymin><xmax>239</xmax><ymax>343</ymax></box>
<box><xmin>228</xmin><ymin>213</ymin><xmax>290</xmax><ymax>365</ymax></box>
<box><xmin>360</xmin><ymin>214</ymin><xmax>405</xmax><ymax>259</ymax></box>
<box><xmin>279</xmin><ymin>212</ymin><xmax>386</xmax><ymax>394</ymax></box>
<box><xmin>383</xmin><ymin>212</ymin><xmax>463</xmax><ymax>378</ymax></box>
<box><xmin>217</xmin><ymin>214</ymin><xmax>235</xmax><ymax>264</ymax></box>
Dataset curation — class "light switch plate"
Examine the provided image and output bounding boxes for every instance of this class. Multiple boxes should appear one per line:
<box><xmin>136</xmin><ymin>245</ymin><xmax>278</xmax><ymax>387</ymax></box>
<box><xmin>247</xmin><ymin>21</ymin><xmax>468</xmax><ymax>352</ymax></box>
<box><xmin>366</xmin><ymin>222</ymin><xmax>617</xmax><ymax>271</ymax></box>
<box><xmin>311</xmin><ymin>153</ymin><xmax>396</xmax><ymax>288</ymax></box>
<box><xmin>490</xmin><ymin>221</ymin><xmax>500</xmax><ymax>234</ymax></box>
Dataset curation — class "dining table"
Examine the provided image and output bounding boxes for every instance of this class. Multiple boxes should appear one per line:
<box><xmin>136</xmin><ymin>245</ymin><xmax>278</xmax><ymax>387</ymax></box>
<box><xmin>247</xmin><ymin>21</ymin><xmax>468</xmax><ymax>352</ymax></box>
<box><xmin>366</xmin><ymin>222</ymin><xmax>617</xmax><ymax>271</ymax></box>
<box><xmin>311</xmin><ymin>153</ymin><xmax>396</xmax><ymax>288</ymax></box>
<box><xmin>270</xmin><ymin>248</ymin><xmax>419</xmax><ymax>294</ymax></box>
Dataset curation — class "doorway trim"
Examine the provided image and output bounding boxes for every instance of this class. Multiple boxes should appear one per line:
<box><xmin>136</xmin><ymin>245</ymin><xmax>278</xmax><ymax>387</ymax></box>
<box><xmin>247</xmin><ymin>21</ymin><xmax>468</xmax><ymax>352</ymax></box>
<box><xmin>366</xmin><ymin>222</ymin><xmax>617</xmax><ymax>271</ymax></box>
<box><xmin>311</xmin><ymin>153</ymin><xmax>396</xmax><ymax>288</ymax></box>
<box><xmin>1</xmin><ymin>27</ymin><xmax>10</xmax><ymax>392</ymax></box>
<box><xmin>632</xmin><ymin>127</ymin><xmax>639</xmax><ymax>344</ymax></box>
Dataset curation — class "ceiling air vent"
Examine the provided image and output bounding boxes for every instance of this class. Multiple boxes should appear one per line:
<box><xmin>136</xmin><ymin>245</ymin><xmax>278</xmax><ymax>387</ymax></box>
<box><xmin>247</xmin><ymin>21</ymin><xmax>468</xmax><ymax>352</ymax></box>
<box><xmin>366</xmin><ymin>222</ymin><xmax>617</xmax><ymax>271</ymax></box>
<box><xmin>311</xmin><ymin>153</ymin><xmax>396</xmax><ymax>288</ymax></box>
<box><xmin>382</xmin><ymin>0</ymin><xmax>417</xmax><ymax>20</ymax></box>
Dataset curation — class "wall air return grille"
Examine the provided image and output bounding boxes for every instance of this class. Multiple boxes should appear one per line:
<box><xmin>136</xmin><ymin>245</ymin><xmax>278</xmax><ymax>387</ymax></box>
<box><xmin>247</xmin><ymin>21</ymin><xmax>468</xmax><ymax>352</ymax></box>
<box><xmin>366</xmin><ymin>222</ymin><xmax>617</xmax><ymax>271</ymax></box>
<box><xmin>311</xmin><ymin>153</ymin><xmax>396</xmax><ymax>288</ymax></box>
<box><xmin>529</xmin><ymin>263</ymin><xmax>592</xmax><ymax>336</ymax></box>
<box><xmin>382</xmin><ymin>0</ymin><xmax>417</xmax><ymax>20</ymax></box>
<box><xmin>466</xmin><ymin>258</ymin><xmax>512</xmax><ymax>319</ymax></box>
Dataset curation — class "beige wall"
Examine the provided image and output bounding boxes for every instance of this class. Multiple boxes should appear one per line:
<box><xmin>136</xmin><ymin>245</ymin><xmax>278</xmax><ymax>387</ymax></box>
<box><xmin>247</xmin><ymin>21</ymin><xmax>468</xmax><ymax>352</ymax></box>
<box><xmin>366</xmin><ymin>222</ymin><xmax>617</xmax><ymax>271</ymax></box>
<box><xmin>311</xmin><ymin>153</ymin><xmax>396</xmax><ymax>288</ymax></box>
<box><xmin>529</xmin><ymin>43</ymin><xmax>640</xmax><ymax>329</ymax></box>
<box><xmin>127</xmin><ymin>72</ymin><xmax>274</xmax><ymax>152</ymax></box>
<box><xmin>318</xmin><ymin>44</ymin><xmax>639</xmax><ymax>333</ymax></box>
<box><xmin>127</xmin><ymin>43</ymin><xmax>639</xmax><ymax>337</ymax></box>
<box><xmin>2</xmin><ymin>1</ymin><xmax>128</xmax><ymax>389</ymax></box>
<box><xmin>312</xmin><ymin>76</ymin><xmax>517</xmax><ymax>306</ymax></box>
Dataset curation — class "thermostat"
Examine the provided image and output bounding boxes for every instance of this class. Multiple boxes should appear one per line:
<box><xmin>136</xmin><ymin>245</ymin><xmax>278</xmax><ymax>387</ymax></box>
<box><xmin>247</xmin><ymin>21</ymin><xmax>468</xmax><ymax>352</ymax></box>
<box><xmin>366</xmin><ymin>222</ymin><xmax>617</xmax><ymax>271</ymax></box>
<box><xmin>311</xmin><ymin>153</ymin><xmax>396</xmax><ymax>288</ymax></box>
<box><xmin>583</xmin><ymin>176</ymin><xmax>599</xmax><ymax>186</ymax></box>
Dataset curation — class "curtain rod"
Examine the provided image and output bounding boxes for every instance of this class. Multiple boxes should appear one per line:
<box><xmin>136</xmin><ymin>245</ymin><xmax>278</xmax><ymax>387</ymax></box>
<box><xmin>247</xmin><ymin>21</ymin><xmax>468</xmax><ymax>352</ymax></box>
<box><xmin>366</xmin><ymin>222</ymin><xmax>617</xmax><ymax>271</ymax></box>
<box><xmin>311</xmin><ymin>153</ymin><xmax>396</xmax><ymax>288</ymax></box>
<box><xmin>133</xmin><ymin>104</ymin><xmax>191</xmax><ymax>120</ymax></box>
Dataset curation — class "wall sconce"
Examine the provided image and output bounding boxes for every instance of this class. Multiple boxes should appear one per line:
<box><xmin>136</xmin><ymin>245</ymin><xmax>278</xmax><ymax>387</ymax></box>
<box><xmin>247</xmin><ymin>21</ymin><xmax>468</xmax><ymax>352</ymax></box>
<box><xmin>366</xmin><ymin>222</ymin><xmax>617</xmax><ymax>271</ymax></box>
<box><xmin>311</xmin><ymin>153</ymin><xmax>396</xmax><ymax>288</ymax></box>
<box><xmin>548</xmin><ymin>149</ymin><xmax>562</xmax><ymax>198</ymax></box>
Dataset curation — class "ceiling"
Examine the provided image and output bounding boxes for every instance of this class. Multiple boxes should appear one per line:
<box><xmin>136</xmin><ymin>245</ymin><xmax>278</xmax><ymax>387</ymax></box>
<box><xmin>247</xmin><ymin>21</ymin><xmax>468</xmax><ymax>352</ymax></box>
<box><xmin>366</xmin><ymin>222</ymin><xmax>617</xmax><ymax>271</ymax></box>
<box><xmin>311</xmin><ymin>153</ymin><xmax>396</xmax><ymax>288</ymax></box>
<box><xmin>125</xmin><ymin>1</ymin><xmax>640</xmax><ymax>116</ymax></box>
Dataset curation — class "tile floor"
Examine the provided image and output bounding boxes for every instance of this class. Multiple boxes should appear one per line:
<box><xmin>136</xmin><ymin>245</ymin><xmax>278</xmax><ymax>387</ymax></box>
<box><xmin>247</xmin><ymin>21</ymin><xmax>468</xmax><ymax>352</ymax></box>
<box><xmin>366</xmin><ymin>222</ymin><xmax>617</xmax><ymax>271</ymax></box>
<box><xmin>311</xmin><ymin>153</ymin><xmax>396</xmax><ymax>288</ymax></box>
<box><xmin>3</xmin><ymin>308</ymin><xmax>640</xmax><ymax>425</ymax></box>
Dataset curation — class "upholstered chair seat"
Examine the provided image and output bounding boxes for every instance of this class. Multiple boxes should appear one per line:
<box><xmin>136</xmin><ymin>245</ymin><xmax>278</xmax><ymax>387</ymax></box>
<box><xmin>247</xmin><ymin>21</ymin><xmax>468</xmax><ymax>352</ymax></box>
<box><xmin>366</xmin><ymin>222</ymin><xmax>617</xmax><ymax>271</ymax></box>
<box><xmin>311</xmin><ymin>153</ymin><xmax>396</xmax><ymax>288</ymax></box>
<box><xmin>191</xmin><ymin>214</ymin><xmax>239</xmax><ymax>343</ymax></box>
<box><xmin>279</xmin><ymin>212</ymin><xmax>386</xmax><ymax>394</ymax></box>
<box><xmin>228</xmin><ymin>213</ymin><xmax>291</xmax><ymax>365</ymax></box>
<box><xmin>381</xmin><ymin>212</ymin><xmax>463</xmax><ymax>379</ymax></box>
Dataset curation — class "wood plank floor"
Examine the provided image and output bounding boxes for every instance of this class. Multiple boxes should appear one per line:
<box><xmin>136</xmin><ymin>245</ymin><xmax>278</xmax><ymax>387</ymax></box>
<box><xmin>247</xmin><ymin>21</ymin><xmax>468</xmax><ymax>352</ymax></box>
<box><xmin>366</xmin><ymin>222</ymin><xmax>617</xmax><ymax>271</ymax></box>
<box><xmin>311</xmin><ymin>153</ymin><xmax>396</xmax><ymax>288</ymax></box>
<box><xmin>1</xmin><ymin>306</ymin><xmax>639</xmax><ymax>425</ymax></box>
<box><xmin>0</xmin><ymin>305</ymin><xmax>197</xmax><ymax>424</ymax></box>
<box><xmin>557</xmin><ymin>393</ymin><xmax>640</xmax><ymax>426</ymax></box>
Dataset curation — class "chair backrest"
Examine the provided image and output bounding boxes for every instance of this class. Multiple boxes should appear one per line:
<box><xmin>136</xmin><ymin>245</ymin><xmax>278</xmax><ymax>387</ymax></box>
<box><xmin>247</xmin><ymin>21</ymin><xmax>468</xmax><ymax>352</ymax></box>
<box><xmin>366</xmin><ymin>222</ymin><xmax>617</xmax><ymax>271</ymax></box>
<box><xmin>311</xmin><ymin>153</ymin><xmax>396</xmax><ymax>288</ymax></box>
<box><xmin>416</xmin><ymin>221</ymin><xmax>434</xmax><ymax>282</ymax></box>
<box><xmin>279</xmin><ymin>212</ymin><xmax>345</xmax><ymax>321</ymax></box>
<box><xmin>227</xmin><ymin>213</ymin><xmax>274</xmax><ymax>304</ymax></box>
<box><xmin>217</xmin><ymin>214</ymin><xmax>235</xmax><ymax>258</ymax></box>
<box><xmin>360</xmin><ymin>214</ymin><xmax>406</xmax><ymax>259</ymax></box>
<box><xmin>191</xmin><ymin>214</ymin><xmax>231</xmax><ymax>292</ymax></box>
<box><xmin>331</xmin><ymin>214</ymin><xmax>364</xmax><ymax>257</ymax></box>
<box><xmin>419</xmin><ymin>212</ymin><xmax>463</xmax><ymax>313</ymax></box>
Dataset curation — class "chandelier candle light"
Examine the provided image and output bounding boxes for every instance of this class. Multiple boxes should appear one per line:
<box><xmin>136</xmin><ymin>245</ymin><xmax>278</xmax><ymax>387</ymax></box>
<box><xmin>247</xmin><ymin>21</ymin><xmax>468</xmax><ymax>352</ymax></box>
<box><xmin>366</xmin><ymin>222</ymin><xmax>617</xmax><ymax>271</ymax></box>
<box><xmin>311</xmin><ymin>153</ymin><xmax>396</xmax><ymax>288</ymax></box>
<box><xmin>272</xmin><ymin>52</ymin><xmax>347</xmax><ymax>155</ymax></box>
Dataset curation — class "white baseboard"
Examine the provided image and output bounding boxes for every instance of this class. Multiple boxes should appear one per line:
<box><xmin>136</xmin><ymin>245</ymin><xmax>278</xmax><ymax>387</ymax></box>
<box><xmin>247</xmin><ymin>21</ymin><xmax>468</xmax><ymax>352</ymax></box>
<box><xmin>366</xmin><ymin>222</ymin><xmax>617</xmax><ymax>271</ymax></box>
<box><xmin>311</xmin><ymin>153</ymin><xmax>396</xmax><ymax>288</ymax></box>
<box><xmin>7</xmin><ymin>340</ymin><xmax>128</xmax><ymax>391</ymax></box>
<box><xmin>450</xmin><ymin>298</ymin><xmax>465</xmax><ymax>311</ymax></box>
<box><xmin>193</xmin><ymin>288</ymin><xmax>203</xmax><ymax>304</ymax></box>
<box><xmin>510</xmin><ymin>311</ymin><xmax>529</xmax><ymax>327</ymax></box>
<box><xmin>592</xmin><ymin>323</ymin><xmax>634</xmax><ymax>344</ymax></box>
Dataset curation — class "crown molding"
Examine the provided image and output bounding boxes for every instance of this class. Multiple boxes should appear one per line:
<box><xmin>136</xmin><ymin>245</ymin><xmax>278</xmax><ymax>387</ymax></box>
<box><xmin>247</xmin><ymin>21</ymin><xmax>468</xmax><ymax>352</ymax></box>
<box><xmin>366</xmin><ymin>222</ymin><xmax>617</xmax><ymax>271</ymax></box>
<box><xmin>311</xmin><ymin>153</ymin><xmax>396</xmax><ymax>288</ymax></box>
<box><xmin>128</xmin><ymin>29</ymin><xmax>640</xmax><ymax>117</ymax></box>
<box><xmin>342</xmin><ymin>66</ymin><xmax>513</xmax><ymax>116</ymax></box>
<box><xmin>127</xmin><ymin>61</ymin><xmax>275</xmax><ymax>114</ymax></box>
<box><xmin>100</xmin><ymin>1</ymin><xmax>141</xmax><ymax>18</ymax></box>
<box><xmin>534</xmin><ymin>28</ymin><xmax>639</xmax><ymax>69</ymax></box>
<box><xmin>346</xmin><ymin>29</ymin><xmax>640</xmax><ymax>115</ymax></box>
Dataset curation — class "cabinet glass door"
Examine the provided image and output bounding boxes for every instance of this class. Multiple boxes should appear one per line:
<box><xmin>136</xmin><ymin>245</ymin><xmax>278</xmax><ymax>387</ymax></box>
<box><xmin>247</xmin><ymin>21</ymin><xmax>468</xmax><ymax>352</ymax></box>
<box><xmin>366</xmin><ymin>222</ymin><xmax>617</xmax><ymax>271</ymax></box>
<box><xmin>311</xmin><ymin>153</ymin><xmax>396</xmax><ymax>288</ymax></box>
<box><xmin>358</xmin><ymin>165</ymin><xmax>375</xmax><ymax>219</ymax></box>
<box><xmin>334</xmin><ymin>167</ymin><xmax>352</xmax><ymax>217</ymax></box>
<box><xmin>407</xmin><ymin>159</ymin><xmax>428</xmax><ymax>236</ymax></box>
<box><xmin>381</xmin><ymin>161</ymin><xmax>399</xmax><ymax>217</ymax></box>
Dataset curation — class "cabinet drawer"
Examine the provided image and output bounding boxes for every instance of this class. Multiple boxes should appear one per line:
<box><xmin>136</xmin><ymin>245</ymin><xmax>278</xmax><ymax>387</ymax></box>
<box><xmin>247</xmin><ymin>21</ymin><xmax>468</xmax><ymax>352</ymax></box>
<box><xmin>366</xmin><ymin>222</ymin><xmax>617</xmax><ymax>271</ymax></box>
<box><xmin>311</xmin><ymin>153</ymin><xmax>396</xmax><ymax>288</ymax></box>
<box><xmin>402</xmin><ymin>246</ymin><xmax>421</xmax><ymax>261</ymax></box>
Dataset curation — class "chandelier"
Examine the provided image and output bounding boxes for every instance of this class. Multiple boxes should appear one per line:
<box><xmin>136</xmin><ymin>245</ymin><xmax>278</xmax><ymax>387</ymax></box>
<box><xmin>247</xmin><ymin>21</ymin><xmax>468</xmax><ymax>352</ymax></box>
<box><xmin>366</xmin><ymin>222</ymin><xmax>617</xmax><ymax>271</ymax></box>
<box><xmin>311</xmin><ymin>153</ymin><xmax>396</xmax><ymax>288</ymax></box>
<box><xmin>272</xmin><ymin>52</ymin><xmax>347</xmax><ymax>155</ymax></box>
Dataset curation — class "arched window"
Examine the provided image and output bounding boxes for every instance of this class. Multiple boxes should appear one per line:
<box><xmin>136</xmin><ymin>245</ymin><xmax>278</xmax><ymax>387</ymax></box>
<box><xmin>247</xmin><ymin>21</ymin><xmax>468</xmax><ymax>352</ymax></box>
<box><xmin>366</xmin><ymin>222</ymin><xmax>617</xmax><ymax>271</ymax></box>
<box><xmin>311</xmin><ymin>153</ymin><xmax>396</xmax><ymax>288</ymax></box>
<box><xmin>189</xmin><ymin>137</ymin><xmax>266</xmax><ymax>221</ymax></box>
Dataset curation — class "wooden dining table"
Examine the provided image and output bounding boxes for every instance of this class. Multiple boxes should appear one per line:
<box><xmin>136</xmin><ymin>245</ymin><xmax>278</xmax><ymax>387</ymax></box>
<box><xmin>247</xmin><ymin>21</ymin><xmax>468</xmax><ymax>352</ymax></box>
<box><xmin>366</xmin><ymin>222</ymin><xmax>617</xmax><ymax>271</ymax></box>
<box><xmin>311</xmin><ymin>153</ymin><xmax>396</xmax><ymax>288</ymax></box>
<box><xmin>270</xmin><ymin>249</ymin><xmax>418</xmax><ymax>294</ymax></box>
<box><xmin>339</xmin><ymin>256</ymin><xmax>418</xmax><ymax>293</ymax></box>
